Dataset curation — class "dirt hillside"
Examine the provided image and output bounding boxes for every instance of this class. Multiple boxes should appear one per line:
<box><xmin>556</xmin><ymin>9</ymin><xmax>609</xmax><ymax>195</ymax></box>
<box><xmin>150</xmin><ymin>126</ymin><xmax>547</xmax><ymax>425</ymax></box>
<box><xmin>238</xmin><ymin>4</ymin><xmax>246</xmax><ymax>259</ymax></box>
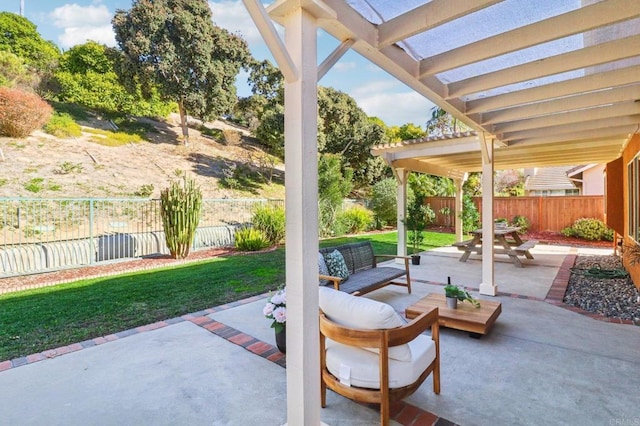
<box><xmin>0</xmin><ymin>113</ymin><xmax>285</xmax><ymax>199</ymax></box>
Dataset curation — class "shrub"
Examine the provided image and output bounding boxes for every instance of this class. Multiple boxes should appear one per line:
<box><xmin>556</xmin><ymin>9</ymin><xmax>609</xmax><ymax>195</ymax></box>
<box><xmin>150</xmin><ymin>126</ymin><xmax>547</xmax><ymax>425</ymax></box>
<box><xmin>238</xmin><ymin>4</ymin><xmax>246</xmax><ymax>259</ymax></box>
<box><xmin>84</xmin><ymin>128</ymin><xmax>143</xmax><ymax>146</ymax></box>
<box><xmin>251</xmin><ymin>204</ymin><xmax>285</xmax><ymax>245</ymax></box>
<box><xmin>54</xmin><ymin>161</ymin><xmax>83</xmax><ymax>175</ymax></box>
<box><xmin>24</xmin><ymin>177</ymin><xmax>44</xmax><ymax>193</ymax></box>
<box><xmin>44</xmin><ymin>112</ymin><xmax>82</xmax><ymax>138</ymax></box>
<box><xmin>337</xmin><ymin>205</ymin><xmax>374</xmax><ymax>234</ymax></box>
<box><xmin>562</xmin><ymin>218</ymin><xmax>613</xmax><ymax>241</ymax></box>
<box><xmin>134</xmin><ymin>184</ymin><xmax>154</xmax><ymax>198</ymax></box>
<box><xmin>461</xmin><ymin>194</ymin><xmax>480</xmax><ymax>233</ymax></box>
<box><xmin>160</xmin><ymin>176</ymin><xmax>203</xmax><ymax>259</ymax></box>
<box><xmin>223</xmin><ymin>129</ymin><xmax>242</xmax><ymax>145</ymax></box>
<box><xmin>511</xmin><ymin>215</ymin><xmax>530</xmax><ymax>233</ymax></box>
<box><xmin>319</xmin><ymin>200</ymin><xmax>346</xmax><ymax>238</ymax></box>
<box><xmin>199</xmin><ymin>125</ymin><xmax>223</xmax><ymax>141</ymax></box>
<box><xmin>235</xmin><ymin>227</ymin><xmax>270</xmax><ymax>251</ymax></box>
<box><xmin>0</xmin><ymin>87</ymin><xmax>52</xmax><ymax>137</ymax></box>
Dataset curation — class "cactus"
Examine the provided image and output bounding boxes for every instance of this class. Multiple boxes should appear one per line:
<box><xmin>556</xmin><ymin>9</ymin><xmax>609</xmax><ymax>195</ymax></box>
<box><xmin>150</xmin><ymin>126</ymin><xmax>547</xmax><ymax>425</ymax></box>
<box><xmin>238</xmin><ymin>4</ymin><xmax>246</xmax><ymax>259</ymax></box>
<box><xmin>160</xmin><ymin>176</ymin><xmax>203</xmax><ymax>259</ymax></box>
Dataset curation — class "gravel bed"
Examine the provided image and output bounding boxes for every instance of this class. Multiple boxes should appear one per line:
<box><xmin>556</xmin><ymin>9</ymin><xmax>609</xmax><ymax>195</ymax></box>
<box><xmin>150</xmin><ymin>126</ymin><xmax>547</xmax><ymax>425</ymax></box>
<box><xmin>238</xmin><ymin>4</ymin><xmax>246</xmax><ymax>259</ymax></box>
<box><xmin>564</xmin><ymin>255</ymin><xmax>640</xmax><ymax>322</ymax></box>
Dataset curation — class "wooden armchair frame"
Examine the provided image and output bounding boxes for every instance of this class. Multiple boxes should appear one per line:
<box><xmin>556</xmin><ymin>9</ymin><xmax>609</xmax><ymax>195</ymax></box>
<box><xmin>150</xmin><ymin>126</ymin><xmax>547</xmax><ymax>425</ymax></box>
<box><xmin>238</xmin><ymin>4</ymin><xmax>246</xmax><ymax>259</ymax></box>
<box><xmin>319</xmin><ymin>307</ymin><xmax>440</xmax><ymax>426</ymax></box>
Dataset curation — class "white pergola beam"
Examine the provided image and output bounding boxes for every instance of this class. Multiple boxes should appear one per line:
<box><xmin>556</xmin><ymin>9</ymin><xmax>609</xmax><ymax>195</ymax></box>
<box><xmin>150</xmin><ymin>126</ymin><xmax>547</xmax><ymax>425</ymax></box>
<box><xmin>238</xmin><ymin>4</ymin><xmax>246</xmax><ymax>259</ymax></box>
<box><xmin>391</xmin><ymin>158</ymin><xmax>467</xmax><ymax>180</ymax></box>
<box><xmin>494</xmin><ymin>102</ymin><xmax>640</xmax><ymax>134</ymax></box>
<box><xmin>466</xmin><ymin>65</ymin><xmax>640</xmax><ymax>114</ymax></box>
<box><xmin>448</xmin><ymin>34</ymin><xmax>640</xmax><ymax>99</ymax></box>
<box><xmin>377</xmin><ymin>0</ymin><xmax>503</xmax><ymax>47</ymax></box>
<box><xmin>502</xmin><ymin>115</ymin><xmax>640</xmax><ymax>142</ymax></box>
<box><xmin>317</xmin><ymin>38</ymin><xmax>355</xmax><ymax>80</ymax></box>
<box><xmin>482</xmin><ymin>85</ymin><xmax>640</xmax><ymax>125</ymax></box>
<box><xmin>372</xmin><ymin>138</ymin><xmax>483</xmax><ymax>159</ymax></box>
<box><xmin>320</xmin><ymin>0</ymin><xmax>482</xmax><ymax>134</ymax></box>
<box><xmin>242</xmin><ymin>0</ymin><xmax>298</xmax><ymax>83</ymax></box>
<box><xmin>505</xmin><ymin>125</ymin><xmax>638</xmax><ymax>147</ymax></box>
<box><xmin>419</xmin><ymin>0</ymin><xmax>640</xmax><ymax>77</ymax></box>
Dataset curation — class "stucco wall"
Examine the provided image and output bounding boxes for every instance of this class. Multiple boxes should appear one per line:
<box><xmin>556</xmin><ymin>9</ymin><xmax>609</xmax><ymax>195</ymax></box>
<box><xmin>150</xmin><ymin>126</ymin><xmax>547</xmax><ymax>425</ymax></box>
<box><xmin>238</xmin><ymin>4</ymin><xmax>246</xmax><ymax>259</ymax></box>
<box><xmin>621</xmin><ymin>134</ymin><xmax>640</xmax><ymax>290</ymax></box>
<box><xmin>582</xmin><ymin>164</ymin><xmax>605</xmax><ymax>195</ymax></box>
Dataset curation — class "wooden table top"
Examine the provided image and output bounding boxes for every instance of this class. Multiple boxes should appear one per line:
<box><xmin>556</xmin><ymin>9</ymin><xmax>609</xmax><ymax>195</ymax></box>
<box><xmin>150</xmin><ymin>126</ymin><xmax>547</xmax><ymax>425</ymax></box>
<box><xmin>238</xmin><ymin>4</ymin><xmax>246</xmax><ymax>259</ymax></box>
<box><xmin>405</xmin><ymin>293</ymin><xmax>502</xmax><ymax>336</ymax></box>
<box><xmin>471</xmin><ymin>227</ymin><xmax>520</xmax><ymax>236</ymax></box>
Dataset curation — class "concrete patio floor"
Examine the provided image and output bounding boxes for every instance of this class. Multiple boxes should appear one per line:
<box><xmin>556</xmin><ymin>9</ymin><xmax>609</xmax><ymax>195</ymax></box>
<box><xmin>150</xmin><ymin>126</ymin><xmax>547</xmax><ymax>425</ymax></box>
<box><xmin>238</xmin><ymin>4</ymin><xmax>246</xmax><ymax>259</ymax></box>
<box><xmin>0</xmin><ymin>244</ymin><xmax>638</xmax><ymax>425</ymax></box>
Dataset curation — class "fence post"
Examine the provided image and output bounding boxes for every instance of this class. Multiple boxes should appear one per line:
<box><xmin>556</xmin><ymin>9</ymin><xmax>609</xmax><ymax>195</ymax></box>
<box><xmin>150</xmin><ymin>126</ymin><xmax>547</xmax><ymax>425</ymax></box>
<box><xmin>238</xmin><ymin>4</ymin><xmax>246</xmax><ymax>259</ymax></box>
<box><xmin>89</xmin><ymin>199</ymin><xmax>94</xmax><ymax>265</ymax></box>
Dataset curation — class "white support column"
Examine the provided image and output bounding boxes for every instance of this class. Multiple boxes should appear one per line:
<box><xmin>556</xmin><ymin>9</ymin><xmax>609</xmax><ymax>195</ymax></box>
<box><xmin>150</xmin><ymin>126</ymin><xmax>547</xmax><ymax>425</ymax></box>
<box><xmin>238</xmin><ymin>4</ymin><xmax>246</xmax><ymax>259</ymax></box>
<box><xmin>479</xmin><ymin>134</ymin><xmax>497</xmax><ymax>296</ymax></box>
<box><xmin>394</xmin><ymin>168</ymin><xmax>409</xmax><ymax>259</ymax></box>
<box><xmin>281</xmin><ymin>7</ymin><xmax>321</xmax><ymax>425</ymax></box>
<box><xmin>454</xmin><ymin>175</ymin><xmax>466</xmax><ymax>242</ymax></box>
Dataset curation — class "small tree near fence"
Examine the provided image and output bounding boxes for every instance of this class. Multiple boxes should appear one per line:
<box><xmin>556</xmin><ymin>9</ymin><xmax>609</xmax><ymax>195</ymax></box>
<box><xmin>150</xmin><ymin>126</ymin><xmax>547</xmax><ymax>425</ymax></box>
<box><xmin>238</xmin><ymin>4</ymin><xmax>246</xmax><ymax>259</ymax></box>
<box><xmin>160</xmin><ymin>176</ymin><xmax>203</xmax><ymax>259</ymax></box>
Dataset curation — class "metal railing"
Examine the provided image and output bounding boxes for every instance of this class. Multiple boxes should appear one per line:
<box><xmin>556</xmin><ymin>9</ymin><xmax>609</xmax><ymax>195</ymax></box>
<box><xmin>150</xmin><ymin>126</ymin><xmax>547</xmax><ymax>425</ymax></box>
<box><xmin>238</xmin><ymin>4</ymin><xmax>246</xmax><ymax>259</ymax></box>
<box><xmin>0</xmin><ymin>198</ymin><xmax>284</xmax><ymax>277</ymax></box>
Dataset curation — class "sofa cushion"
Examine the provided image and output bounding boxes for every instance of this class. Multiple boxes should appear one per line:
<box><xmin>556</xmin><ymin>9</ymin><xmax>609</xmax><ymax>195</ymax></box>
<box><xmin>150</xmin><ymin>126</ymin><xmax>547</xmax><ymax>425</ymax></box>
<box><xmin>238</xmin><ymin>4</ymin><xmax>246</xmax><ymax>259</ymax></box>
<box><xmin>325</xmin><ymin>334</ymin><xmax>435</xmax><ymax>389</ymax></box>
<box><xmin>324</xmin><ymin>250</ymin><xmax>349</xmax><ymax>281</ymax></box>
<box><xmin>318</xmin><ymin>287</ymin><xmax>411</xmax><ymax>362</ymax></box>
<box><xmin>333</xmin><ymin>267</ymin><xmax>405</xmax><ymax>295</ymax></box>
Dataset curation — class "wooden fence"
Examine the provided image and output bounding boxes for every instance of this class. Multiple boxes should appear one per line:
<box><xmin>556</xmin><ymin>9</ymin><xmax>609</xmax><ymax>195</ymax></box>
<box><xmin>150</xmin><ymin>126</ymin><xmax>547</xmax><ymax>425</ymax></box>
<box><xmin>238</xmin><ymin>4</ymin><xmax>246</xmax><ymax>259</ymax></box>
<box><xmin>425</xmin><ymin>196</ymin><xmax>604</xmax><ymax>233</ymax></box>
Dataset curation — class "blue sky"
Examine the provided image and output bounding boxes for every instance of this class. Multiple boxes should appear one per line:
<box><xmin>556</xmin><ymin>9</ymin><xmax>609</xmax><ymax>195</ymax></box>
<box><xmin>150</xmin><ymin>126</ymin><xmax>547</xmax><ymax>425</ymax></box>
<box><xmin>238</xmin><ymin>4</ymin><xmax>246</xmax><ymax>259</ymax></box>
<box><xmin>1</xmin><ymin>0</ymin><xmax>435</xmax><ymax>127</ymax></box>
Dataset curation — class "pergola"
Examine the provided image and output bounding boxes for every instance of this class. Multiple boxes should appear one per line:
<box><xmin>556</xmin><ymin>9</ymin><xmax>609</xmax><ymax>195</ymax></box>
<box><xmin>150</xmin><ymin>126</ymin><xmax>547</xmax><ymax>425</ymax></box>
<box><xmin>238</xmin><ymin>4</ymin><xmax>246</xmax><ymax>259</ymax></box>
<box><xmin>241</xmin><ymin>0</ymin><xmax>640</xmax><ymax>423</ymax></box>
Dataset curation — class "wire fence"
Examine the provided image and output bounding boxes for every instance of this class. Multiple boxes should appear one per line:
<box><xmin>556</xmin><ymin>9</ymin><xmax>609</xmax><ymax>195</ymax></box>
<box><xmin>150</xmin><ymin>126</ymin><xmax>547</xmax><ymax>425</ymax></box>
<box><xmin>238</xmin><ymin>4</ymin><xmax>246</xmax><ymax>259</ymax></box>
<box><xmin>0</xmin><ymin>198</ymin><xmax>284</xmax><ymax>277</ymax></box>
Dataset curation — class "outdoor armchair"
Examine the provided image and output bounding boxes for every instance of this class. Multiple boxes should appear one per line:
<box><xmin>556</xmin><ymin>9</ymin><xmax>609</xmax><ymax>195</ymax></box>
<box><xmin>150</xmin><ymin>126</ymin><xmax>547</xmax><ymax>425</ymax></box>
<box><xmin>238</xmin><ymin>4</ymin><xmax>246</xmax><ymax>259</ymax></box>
<box><xmin>318</xmin><ymin>287</ymin><xmax>440</xmax><ymax>426</ymax></box>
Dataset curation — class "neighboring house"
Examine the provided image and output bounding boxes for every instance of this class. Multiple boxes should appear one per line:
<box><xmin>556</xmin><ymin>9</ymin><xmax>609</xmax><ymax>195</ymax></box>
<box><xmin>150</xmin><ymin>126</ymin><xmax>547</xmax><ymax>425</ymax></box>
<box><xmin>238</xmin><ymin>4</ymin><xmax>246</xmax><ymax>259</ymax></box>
<box><xmin>523</xmin><ymin>167</ymin><xmax>579</xmax><ymax>196</ymax></box>
<box><xmin>566</xmin><ymin>164</ymin><xmax>606</xmax><ymax>195</ymax></box>
<box><xmin>606</xmin><ymin>132</ymin><xmax>640</xmax><ymax>290</ymax></box>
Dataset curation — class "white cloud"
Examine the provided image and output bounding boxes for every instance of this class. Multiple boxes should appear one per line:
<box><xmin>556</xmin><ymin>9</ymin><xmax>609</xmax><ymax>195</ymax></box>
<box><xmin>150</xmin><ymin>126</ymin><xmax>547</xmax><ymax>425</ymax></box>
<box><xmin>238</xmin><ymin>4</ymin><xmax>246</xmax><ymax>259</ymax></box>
<box><xmin>50</xmin><ymin>4</ymin><xmax>111</xmax><ymax>28</ymax></box>
<box><xmin>352</xmin><ymin>86</ymin><xmax>436</xmax><ymax>127</ymax></box>
<box><xmin>333</xmin><ymin>61</ymin><xmax>356</xmax><ymax>72</ymax></box>
<box><xmin>59</xmin><ymin>26</ymin><xmax>116</xmax><ymax>49</ymax></box>
<box><xmin>50</xmin><ymin>4</ymin><xmax>115</xmax><ymax>48</ymax></box>
<box><xmin>209</xmin><ymin>1</ymin><xmax>270</xmax><ymax>45</ymax></box>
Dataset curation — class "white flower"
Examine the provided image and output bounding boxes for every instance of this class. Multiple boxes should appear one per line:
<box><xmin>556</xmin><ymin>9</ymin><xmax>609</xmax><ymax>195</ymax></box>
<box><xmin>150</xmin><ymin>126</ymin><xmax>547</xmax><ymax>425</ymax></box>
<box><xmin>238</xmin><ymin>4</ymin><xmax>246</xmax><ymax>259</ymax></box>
<box><xmin>271</xmin><ymin>290</ymin><xmax>286</xmax><ymax>306</ymax></box>
<box><xmin>263</xmin><ymin>302</ymin><xmax>275</xmax><ymax>317</ymax></box>
<box><xmin>273</xmin><ymin>306</ymin><xmax>287</xmax><ymax>323</ymax></box>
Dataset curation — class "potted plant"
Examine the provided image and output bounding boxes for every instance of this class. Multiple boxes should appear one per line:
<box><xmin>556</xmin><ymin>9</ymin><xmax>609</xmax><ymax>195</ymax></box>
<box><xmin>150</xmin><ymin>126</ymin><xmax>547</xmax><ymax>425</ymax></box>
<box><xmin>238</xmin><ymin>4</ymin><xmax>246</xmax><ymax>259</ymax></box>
<box><xmin>263</xmin><ymin>287</ymin><xmax>287</xmax><ymax>353</ymax></box>
<box><xmin>405</xmin><ymin>200</ymin><xmax>430</xmax><ymax>265</ymax></box>
<box><xmin>444</xmin><ymin>278</ymin><xmax>480</xmax><ymax>309</ymax></box>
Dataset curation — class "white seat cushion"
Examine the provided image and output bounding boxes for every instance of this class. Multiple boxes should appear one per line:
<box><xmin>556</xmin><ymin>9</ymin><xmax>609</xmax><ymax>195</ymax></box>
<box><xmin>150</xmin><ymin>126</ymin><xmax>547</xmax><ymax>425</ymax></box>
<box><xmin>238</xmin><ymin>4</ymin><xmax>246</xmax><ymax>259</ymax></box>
<box><xmin>319</xmin><ymin>286</ymin><xmax>411</xmax><ymax>362</ymax></box>
<box><xmin>325</xmin><ymin>335</ymin><xmax>436</xmax><ymax>389</ymax></box>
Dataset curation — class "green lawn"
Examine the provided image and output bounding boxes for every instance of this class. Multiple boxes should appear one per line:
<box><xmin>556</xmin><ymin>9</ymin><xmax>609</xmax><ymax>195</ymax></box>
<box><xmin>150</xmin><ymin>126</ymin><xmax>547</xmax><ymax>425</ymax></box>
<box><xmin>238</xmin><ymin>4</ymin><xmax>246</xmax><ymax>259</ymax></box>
<box><xmin>0</xmin><ymin>230</ymin><xmax>454</xmax><ymax>361</ymax></box>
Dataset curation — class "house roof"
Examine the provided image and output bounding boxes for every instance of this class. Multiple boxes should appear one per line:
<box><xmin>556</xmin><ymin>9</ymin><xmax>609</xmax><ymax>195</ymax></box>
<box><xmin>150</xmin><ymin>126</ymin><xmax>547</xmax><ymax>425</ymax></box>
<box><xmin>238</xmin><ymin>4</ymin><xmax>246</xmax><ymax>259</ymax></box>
<box><xmin>268</xmin><ymin>0</ymin><xmax>640</xmax><ymax>175</ymax></box>
<box><xmin>524</xmin><ymin>166</ymin><xmax>577</xmax><ymax>191</ymax></box>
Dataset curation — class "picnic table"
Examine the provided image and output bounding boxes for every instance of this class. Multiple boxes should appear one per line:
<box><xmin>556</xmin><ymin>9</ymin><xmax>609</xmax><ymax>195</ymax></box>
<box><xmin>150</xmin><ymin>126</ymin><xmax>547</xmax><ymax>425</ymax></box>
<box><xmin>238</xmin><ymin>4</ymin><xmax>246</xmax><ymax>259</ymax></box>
<box><xmin>452</xmin><ymin>226</ymin><xmax>538</xmax><ymax>268</ymax></box>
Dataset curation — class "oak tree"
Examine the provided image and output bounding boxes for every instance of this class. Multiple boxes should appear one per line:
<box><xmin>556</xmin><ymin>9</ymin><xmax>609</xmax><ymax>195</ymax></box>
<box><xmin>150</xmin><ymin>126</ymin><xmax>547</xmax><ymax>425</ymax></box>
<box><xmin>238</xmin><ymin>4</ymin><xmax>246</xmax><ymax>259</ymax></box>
<box><xmin>112</xmin><ymin>0</ymin><xmax>250</xmax><ymax>145</ymax></box>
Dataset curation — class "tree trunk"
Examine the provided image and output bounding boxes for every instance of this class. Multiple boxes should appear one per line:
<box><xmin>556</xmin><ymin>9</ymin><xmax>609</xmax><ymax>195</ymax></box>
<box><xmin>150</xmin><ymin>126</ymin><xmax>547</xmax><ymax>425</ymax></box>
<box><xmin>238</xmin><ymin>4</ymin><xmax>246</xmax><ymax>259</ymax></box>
<box><xmin>178</xmin><ymin>100</ymin><xmax>190</xmax><ymax>146</ymax></box>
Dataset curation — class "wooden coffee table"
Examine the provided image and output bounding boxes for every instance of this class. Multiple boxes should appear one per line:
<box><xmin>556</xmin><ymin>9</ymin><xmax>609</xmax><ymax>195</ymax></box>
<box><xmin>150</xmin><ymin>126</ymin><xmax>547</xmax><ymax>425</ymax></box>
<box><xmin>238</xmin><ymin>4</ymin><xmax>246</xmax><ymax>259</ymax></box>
<box><xmin>405</xmin><ymin>293</ymin><xmax>502</xmax><ymax>337</ymax></box>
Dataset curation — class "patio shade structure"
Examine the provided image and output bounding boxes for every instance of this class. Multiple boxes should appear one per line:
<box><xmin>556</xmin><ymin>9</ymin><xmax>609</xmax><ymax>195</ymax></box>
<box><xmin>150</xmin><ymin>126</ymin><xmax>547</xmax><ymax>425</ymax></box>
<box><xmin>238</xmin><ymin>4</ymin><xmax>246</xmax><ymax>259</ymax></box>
<box><xmin>242</xmin><ymin>0</ymin><xmax>640</xmax><ymax>424</ymax></box>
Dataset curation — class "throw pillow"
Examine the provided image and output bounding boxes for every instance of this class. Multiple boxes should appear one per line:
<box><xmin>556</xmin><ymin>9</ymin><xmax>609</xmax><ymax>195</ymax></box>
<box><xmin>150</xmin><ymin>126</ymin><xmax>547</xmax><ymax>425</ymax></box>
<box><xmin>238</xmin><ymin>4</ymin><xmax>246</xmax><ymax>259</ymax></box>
<box><xmin>318</xmin><ymin>252</ymin><xmax>330</xmax><ymax>286</ymax></box>
<box><xmin>324</xmin><ymin>250</ymin><xmax>349</xmax><ymax>281</ymax></box>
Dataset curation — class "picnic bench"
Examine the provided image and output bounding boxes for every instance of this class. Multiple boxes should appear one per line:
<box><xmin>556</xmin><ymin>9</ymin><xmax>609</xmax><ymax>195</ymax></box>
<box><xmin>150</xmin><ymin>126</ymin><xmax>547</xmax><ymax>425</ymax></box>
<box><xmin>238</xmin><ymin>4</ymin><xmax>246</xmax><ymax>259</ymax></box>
<box><xmin>318</xmin><ymin>241</ymin><xmax>411</xmax><ymax>295</ymax></box>
<box><xmin>454</xmin><ymin>227</ymin><xmax>538</xmax><ymax>268</ymax></box>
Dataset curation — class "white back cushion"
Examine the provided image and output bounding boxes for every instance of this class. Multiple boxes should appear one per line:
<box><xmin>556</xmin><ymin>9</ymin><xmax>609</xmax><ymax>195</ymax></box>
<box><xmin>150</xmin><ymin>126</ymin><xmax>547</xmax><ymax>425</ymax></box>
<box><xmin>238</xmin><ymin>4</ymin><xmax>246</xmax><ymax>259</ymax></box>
<box><xmin>318</xmin><ymin>286</ymin><xmax>411</xmax><ymax>362</ymax></box>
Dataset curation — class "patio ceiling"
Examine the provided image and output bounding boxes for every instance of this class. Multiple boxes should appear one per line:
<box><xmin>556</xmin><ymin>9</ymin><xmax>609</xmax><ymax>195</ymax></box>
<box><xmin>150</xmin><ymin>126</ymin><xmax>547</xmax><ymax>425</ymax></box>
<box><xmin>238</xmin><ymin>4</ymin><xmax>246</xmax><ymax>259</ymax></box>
<box><xmin>270</xmin><ymin>0</ymin><xmax>640</xmax><ymax>176</ymax></box>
